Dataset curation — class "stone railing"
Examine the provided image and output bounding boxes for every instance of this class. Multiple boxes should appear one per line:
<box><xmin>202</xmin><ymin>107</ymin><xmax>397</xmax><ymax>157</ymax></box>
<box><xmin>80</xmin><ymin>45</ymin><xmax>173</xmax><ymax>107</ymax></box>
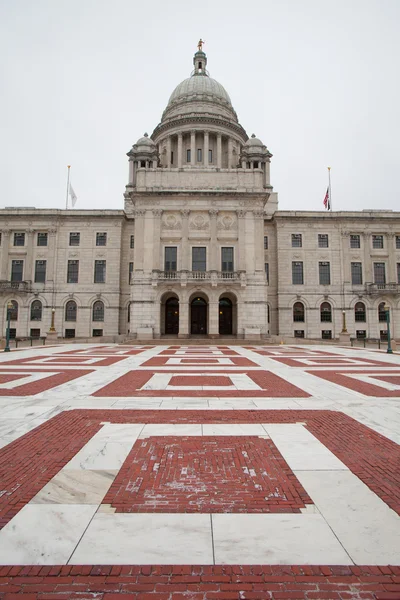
<box><xmin>153</xmin><ymin>270</ymin><xmax>245</xmax><ymax>287</ymax></box>
<box><xmin>0</xmin><ymin>280</ymin><xmax>31</xmax><ymax>293</ymax></box>
<box><xmin>365</xmin><ymin>283</ymin><xmax>400</xmax><ymax>295</ymax></box>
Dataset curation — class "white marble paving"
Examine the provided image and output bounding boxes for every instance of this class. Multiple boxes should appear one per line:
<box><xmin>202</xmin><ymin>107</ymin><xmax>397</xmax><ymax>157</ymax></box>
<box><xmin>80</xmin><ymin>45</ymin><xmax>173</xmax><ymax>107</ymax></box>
<box><xmin>202</xmin><ymin>423</ymin><xmax>268</xmax><ymax>436</ymax></box>
<box><xmin>139</xmin><ymin>423</ymin><xmax>202</xmax><ymax>437</ymax></box>
<box><xmin>64</xmin><ymin>441</ymin><xmax>135</xmax><ymax>470</ymax></box>
<box><xmin>31</xmin><ymin>470</ymin><xmax>118</xmax><ymax>504</ymax></box>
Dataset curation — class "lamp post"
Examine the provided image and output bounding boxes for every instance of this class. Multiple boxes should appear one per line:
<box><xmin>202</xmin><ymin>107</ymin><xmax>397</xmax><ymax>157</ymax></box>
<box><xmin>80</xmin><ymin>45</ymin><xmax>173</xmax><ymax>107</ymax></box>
<box><xmin>49</xmin><ymin>307</ymin><xmax>56</xmax><ymax>332</ymax></box>
<box><xmin>4</xmin><ymin>300</ymin><xmax>13</xmax><ymax>352</ymax></box>
<box><xmin>341</xmin><ymin>309</ymin><xmax>347</xmax><ymax>333</ymax></box>
<box><xmin>385</xmin><ymin>304</ymin><xmax>393</xmax><ymax>354</ymax></box>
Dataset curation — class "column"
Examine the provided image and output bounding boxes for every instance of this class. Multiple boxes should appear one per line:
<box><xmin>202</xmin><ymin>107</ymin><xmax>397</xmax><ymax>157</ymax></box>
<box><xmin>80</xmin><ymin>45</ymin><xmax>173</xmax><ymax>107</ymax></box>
<box><xmin>178</xmin><ymin>301</ymin><xmax>189</xmax><ymax>338</ymax></box>
<box><xmin>253</xmin><ymin>210</ymin><xmax>264</xmax><ymax>272</ymax></box>
<box><xmin>152</xmin><ymin>209</ymin><xmax>163</xmax><ymax>270</ymax></box>
<box><xmin>190</xmin><ymin>131</ymin><xmax>196</xmax><ymax>165</ymax></box>
<box><xmin>242</xmin><ymin>159</ymin><xmax>247</xmax><ymax>169</ymax></box>
<box><xmin>209</xmin><ymin>209</ymin><xmax>219</xmax><ymax>271</ymax></box>
<box><xmin>237</xmin><ymin>211</ymin><xmax>246</xmax><ymax>271</ymax></box>
<box><xmin>0</xmin><ymin>230</ymin><xmax>10</xmax><ymax>279</ymax></box>
<box><xmin>204</xmin><ymin>131</ymin><xmax>209</xmax><ymax>167</ymax></box>
<box><xmin>209</xmin><ymin>300</ymin><xmax>219</xmax><ymax>337</ymax></box>
<box><xmin>387</xmin><ymin>233</ymin><xmax>396</xmax><ymax>282</ymax></box>
<box><xmin>177</xmin><ymin>133</ymin><xmax>183</xmax><ymax>167</ymax></box>
<box><xmin>228</xmin><ymin>137</ymin><xmax>233</xmax><ymax>169</ymax></box>
<box><xmin>180</xmin><ymin>209</ymin><xmax>190</xmax><ymax>270</ymax></box>
<box><xmin>217</xmin><ymin>134</ymin><xmax>222</xmax><ymax>168</ymax></box>
<box><xmin>166</xmin><ymin>136</ymin><xmax>171</xmax><ymax>168</ymax></box>
<box><xmin>128</xmin><ymin>158</ymin><xmax>134</xmax><ymax>183</ymax></box>
<box><xmin>133</xmin><ymin>209</ymin><xmax>146</xmax><ymax>271</ymax></box>
<box><xmin>24</xmin><ymin>229</ymin><xmax>35</xmax><ymax>281</ymax></box>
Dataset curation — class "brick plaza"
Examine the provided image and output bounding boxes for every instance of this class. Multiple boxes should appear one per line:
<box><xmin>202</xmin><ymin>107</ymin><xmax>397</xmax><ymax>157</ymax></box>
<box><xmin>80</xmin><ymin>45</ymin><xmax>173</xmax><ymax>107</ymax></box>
<box><xmin>0</xmin><ymin>343</ymin><xmax>400</xmax><ymax>599</ymax></box>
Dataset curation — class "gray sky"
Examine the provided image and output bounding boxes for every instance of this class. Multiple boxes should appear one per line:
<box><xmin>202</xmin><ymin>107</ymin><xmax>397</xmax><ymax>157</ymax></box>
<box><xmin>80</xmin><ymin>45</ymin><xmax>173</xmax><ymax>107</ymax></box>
<box><xmin>1</xmin><ymin>0</ymin><xmax>399</xmax><ymax>212</ymax></box>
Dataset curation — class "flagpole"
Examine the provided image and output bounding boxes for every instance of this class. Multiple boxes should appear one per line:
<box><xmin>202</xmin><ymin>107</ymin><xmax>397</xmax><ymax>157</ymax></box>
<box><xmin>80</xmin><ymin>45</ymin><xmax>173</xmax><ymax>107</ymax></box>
<box><xmin>328</xmin><ymin>166</ymin><xmax>332</xmax><ymax>211</ymax></box>
<box><xmin>65</xmin><ymin>165</ymin><xmax>71</xmax><ymax>210</ymax></box>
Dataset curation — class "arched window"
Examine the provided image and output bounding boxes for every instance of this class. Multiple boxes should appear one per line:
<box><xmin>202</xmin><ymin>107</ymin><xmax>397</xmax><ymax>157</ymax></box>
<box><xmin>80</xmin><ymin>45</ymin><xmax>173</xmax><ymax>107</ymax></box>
<box><xmin>267</xmin><ymin>304</ymin><xmax>270</xmax><ymax>323</ymax></box>
<box><xmin>320</xmin><ymin>302</ymin><xmax>332</xmax><ymax>322</ymax></box>
<box><xmin>92</xmin><ymin>300</ymin><xmax>104</xmax><ymax>322</ymax></box>
<box><xmin>378</xmin><ymin>302</ymin><xmax>387</xmax><ymax>322</ymax></box>
<box><xmin>8</xmin><ymin>300</ymin><xmax>18</xmax><ymax>321</ymax></box>
<box><xmin>354</xmin><ymin>302</ymin><xmax>366</xmax><ymax>322</ymax></box>
<box><xmin>293</xmin><ymin>302</ymin><xmax>305</xmax><ymax>322</ymax></box>
<box><xmin>30</xmin><ymin>300</ymin><xmax>42</xmax><ymax>321</ymax></box>
<box><xmin>65</xmin><ymin>300</ymin><xmax>77</xmax><ymax>322</ymax></box>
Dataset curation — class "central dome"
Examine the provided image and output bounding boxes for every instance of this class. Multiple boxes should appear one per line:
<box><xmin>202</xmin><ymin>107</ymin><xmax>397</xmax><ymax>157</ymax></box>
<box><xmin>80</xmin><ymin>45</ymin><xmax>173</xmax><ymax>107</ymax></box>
<box><xmin>167</xmin><ymin>75</ymin><xmax>232</xmax><ymax>110</ymax></box>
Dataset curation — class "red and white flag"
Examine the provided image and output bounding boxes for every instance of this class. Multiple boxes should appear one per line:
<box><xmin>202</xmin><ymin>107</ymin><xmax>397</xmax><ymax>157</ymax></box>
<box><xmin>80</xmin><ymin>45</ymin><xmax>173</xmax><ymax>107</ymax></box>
<box><xmin>323</xmin><ymin>187</ymin><xmax>330</xmax><ymax>210</ymax></box>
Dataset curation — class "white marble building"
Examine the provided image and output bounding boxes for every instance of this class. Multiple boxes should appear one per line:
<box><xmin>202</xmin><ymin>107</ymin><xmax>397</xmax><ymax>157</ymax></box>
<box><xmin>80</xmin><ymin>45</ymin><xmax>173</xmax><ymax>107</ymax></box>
<box><xmin>0</xmin><ymin>46</ymin><xmax>399</xmax><ymax>341</ymax></box>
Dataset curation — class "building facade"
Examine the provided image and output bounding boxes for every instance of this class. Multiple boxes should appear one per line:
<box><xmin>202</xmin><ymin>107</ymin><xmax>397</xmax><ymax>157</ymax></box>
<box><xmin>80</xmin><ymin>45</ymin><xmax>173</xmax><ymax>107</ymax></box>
<box><xmin>1</xmin><ymin>47</ymin><xmax>399</xmax><ymax>342</ymax></box>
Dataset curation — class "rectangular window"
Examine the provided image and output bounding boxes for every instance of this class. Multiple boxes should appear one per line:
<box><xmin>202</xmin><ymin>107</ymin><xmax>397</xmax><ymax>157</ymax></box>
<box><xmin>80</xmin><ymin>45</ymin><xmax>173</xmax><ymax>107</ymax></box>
<box><xmin>380</xmin><ymin>330</ymin><xmax>388</xmax><ymax>342</ymax></box>
<box><xmin>318</xmin><ymin>234</ymin><xmax>329</xmax><ymax>248</ymax></box>
<box><xmin>170</xmin><ymin>151</ymin><xmax>174</xmax><ymax>164</ymax></box>
<box><xmin>319</xmin><ymin>262</ymin><xmax>331</xmax><ymax>285</ymax></box>
<box><xmin>397</xmin><ymin>263</ymin><xmax>400</xmax><ymax>284</ymax></box>
<box><xmin>9</xmin><ymin>328</ymin><xmax>16</xmax><ymax>339</ymax></box>
<box><xmin>356</xmin><ymin>330</ymin><xmax>366</xmax><ymax>339</ymax></box>
<box><xmin>373</xmin><ymin>262</ymin><xmax>386</xmax><ymax>285</ymax></box>
<box><xmin>292</xmin><ymin>261</ymin><xmax>304</xmax><ymax>284</ymax></box>
<box><xmin>208</xmin><ymin>149</ymin><xmax>213</xmax><ymax>163</ymax></box>
<box><xmin>0</xmin><ymin>232</ymin><xmax>2</xmax><ymax>245</ymax></box>
<box><xmin>186</xmin><ymin>149</ymin><xmax>191</xmax><ymax>163</ymax></box>
<box><xmin>92</xmin><ymin>329</ymin><xmax>103</xmax><ymax>337</ymax></box>
<box><xmin>130</xmin><ymin>235</ymin><xmax>135</xmax><ymax>248</ymax></box>
<box><xmin>69</xmin><ymin>232</ymin><xmax>80</xmax><ymax>246</ymax></box>
<box><xmin>350</xmin><ymin>234</ymin><xmax>361</xmax><ymax>248</ymax></box>
<box><xmin>37</xmin><ymin>232</ymin><xmax>48</xmax><ymax>246</ymax></box>
<box><xmin>11</xmin><ymin>260</ymin><xmax>23</xmax><ymax>282</ymax></box>
<box><xmin>372</xmin><ymin>235</ymin><xmax>384</xmax><ymax>249</ymax></box>
<box><xmin>165</xmin><ymin>247</ymin><xmax>177</xmax><ymax>272</ymax></box>
<box><xmin>221</xmin><ymin>247</ymin><xmax>234</xmax><ymax>272</ymax></box>
<box><xmin>65</xmin><ymin>329</ymin><xmax>76</xmax><ymax>338</ymax></box>
<box><xmin>294</xmin><ymin>330</ymin><xmax>305</xmax><ymax>338</ymax></box>
<box><xmin>322</xmin><ymin>330</ymin><xmax>332</xmax><ymax>339</ymax></box>
<box><xmin>96</xmin><ymin>232</ymin><xmax>107</xmax><ymax>246</ymax></box>
<box><xmin>351</xmin><ymin>262</ymin><xmax>363</xmax><ymax>285</ymax></box>
<box><xmin>192</xmin><ymin>247</ymin><xmax>206</xmax><ymax>271</ymax></box>
<box><xmin>30</xmin><ymin>328</ymin><xmax>40</xmax><ymax>338</ymax></box>
<box><xmin>396</xmin><ymin>235</ymin><xmax>400</xmax><ymax>249</ymax></box>
<box><xmin>94</xmin><ymin>260</ymin><xmax>106</xmax><ymax>283</ymax></box>
<box><xmin>14</xmin><ymin>232</ymin><xmax>25</xmax><ymax>246</ymax></box>
<box><xmin>67</xmin><ymin>260</ymin><xmax>79</xmax><ymax>283</ymax></box>
<box><xmin>34</xmin><ymin>260</ymin><xmax>46</xmax><ymax>283</ymax></box>
<box><xmin>265</xmin><ymin>262</ymin><xmax>269</xmax><ymax>284</ymax></box>
<box><xmin>291</xmin><ymin>233</ymin><xmax>302</xmax><ymax>248</ymax></box>
<box><xmin>264</xmin><ymin>236</ymin><xmax>268</xmax><ymax>250</ymax></box>
<box><xmin>129</xmin><ymin>261</ymin><xmax>134</xmax><ymax>284</ymax></box>
<box><xmin>197</xmin><ymin>148</ymin><xmax>202</xmax><ymax>162</ymax></box>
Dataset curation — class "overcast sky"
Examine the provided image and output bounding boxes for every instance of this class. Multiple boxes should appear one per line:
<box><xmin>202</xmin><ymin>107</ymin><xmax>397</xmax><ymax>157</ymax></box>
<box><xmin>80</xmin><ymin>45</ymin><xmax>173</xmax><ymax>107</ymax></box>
<box><xmin>1</xmin><ymin>0</ymin><xmax>399</xmax><ymax>213</ymax></box>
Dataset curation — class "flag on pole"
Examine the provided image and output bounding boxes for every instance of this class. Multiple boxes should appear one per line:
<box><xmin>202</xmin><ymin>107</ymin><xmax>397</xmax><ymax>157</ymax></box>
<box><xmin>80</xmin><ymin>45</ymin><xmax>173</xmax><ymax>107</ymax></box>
<box><xmin>323</xmin><ymin>186</ymin><xmax>331</xmax><ymax>210</ymax></box>
<box><xmin>69</xmin><ymin>183</ymin><xmax>77</xmax><ymax>207</ymax></box>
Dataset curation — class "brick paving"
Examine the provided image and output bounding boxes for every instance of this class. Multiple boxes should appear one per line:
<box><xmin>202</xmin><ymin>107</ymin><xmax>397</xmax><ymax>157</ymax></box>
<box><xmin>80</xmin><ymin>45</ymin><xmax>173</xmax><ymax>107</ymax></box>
<box><xmin>307</xmin><ymin>369</ymin><xmax>400</xmax><ymax>397</ymax></box>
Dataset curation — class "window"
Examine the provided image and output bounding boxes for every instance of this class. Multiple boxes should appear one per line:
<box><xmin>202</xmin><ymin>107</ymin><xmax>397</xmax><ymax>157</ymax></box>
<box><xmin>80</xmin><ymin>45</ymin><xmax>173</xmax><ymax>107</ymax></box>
<box><xmin>165</xmin><ymin>247</ymin><xmax>177</xmax><ymax>272</ymax></box>
<box><xmin>351</xmin><ymin>262</ymin><xmax>363</xmax><ymax>285</ymax></box>
<box><xmin>0</xmin><ymin>232</ymin><xmax>2</xmax><ymax>245</ymax></box>
<box><xmin>294</xmin><ymin>330</ymin><xmax>305</xmax><ymax>338</ymax></box>
<box><xmin>11</xmin><ymin>260</ymin><xmax>23</xmax><ymax>282</ymax></box>
<box><xmin>318</xmin><ymin>234</ymin><xmax>329</xmax><ymax>248</ymax></box>
<box><xmin>96</xmin><ymin>232</ymin><xmax>107</xmax><ymax>246</ymax></box>
<box><xmin>378</xmin><ymin>302</ymin><xmax>387</xmax><ymax>322</ymax></box>
<box><xmin>319</xmin><ymin>262</ymin><xmax>331</xmax><ymax>285</ymax></box>
<box><xmin>320</xmin><ymin>302</ymin><xmax>332</xmax><ymax>322</ymax></box>
<box><xmin>69</xmin><ymin>232</ymin><xmax>80</xmax><ymax>246</ymax></box>
<box><xmin>9</xmin><ymin>328</ymin><xmax>16</xmax><ymax>339</ymax></box>
<box><xmin>254</xmin><ymin>161</ymin><xmax>259</xmax><ymax>168</ymax></box>
<box><xmin>192</xmin><ymin>247</ymin><xmax>206</xmax><ymax>271</ymax></box>
<box><xmin>30</xmin><ymin>300</ymin><xmax>42</xmax><ymax>321</ymax></box>
<box><xmin>92</xmin><ymin>300</ymin><xmax>104</xmax><ymax>322</ymax></box>
<box><xmin>291</xmin><ymin>234</ymin><xmax>302</xmax><ymax>248</ymax></box>
<box><xmin>264</xmin><ymin>236</ymin><xmax>268</xmax><ymax>249</ymax></box>
<box><xmin>94</xmin><ymin>260</ymin><xmax>106</xmax><ymax>283</ymax></box>
<box><xmin>129</xmin><ymin>262</ymin><xmax>134</xmax><ymax>284</ymax></box>
<box><xmin>322</xmin><ymin>330</ymin><xmax>332</xmax><ymax>339</ymax></box>
<box><xmin>372</xmin><ymin>235</ymin><xmax>384</xmax><ymax>249</ymax></box>
<box><xmin>264</xmin><ymin>262</ymin><xmax>269</xmax><ymax>283</ymax></box>
<box><xmin>140</xmin><ymin>160</ymin><xmax>145</xmax><ymax>167</ymax></box>
<box><xmin>350</xmin><ymin>234</ymin><xmax>360</xmax><ymax>249</ymax></box>
<box><xmin>221</xmin><ymin>247</ymin><xmax>234</xmax><ymax>272</ymax></box>
<box><xmin>65</xmin><ymin>300</ymin><xmax>77</xmax><ymax>322</ymax></box>
<box><xmin>356</xmin><ymin>330</ymin><xmax>366</xmax><ymax>339</ymax></box>
<box><xmin>67</xmin><ymin>260</ymin><xmax>79</xmax><ymax>283</ymax></box>
<box><xmin>34</xmin><ymin>260</ymin><xmax>46</xmax><ymax>283</ymax></box>
<box><xmin>170</xmin><ymin>151</ymin><xmax>174</xmax><ymax>164</ymax></box>
<box><xmin>373</xmin><ymin>262</ymin><xmax>386</xmax><ymax>285</ymax></box>
<box><xmin>92</xmin><ymin>329</ymin><xmax>103</xmax><ymax>337</ymax></box>
<box><xmin>380</xmin><ymin>330</ymin><xmax>388</xmax><ymax>342</ymax></box>
<box><xmin>186</xmin><ymin>149</ymin><xmax>191</xmax><ymax>163</ymax></box>
<box><xmin>30</xmin><ymin>328</ymin><xmax>40</xmax><ymax>338</ymax></box>
<box><xmin>14</xmin><ymin>232</ymin><xmax>25</xmax><ymax>246</ymax></box>
<box><xmin>65</xmin><ymin>328</ymin><xmax>76</xmax><ymax>338</ymax></box>
<box><xmin>208</xmin><ymin>149</ymin><xmax>213</xmax><ymax>163</ymax></box>
<box><xmin>8</xmin><ymin>300</ymin><xmax>18</xmax><ymax>321</ymax></box>
<box><xmin>37</xmin><ymin>232</ymin><xmax>48</xmax><ymax>246</ymax></box>
<box><xmin>398</xmin><ymin>263</ymin><xmax>400</xmax><ymax>284</ymax></box>
<box><xmin>293</xmin><ymin>302</ymin><xmax>305</xmax><ymax>322</ymax></box>
<box><xmin>355</xmin><ymin>302</ymin><xmax>366</xmax><ymax>322</ymax></box>
<box><xmin>292</xmin><ymin>262</ymin><xmax>304</xmax><ymax>284</ymax></box>
<box><xmin>396</xmin><ymin>235</ymin><xmax>400</xmax><ymax>249</ymax></box>
<box><xmin>197</xmin><ymin>148</ymin><xmax>202</xmax><ymax>162</ymax></box>
<box><xmin>130</xmin><ymin>235</ymin><xmax>135</xmax><ymax>248</ymax></box>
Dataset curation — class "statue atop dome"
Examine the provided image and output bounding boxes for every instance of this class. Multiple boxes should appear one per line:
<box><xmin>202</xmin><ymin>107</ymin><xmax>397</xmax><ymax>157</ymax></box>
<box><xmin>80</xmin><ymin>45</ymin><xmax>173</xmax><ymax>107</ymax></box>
<box><xmin>197</xmin><ymin>38</ymin><xmax>205</xmax><ymax>52</ymax></box>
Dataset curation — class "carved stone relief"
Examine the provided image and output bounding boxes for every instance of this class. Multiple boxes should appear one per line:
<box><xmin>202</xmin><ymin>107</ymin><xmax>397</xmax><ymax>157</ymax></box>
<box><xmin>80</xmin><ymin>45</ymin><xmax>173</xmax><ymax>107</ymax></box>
<box><xmin>162</xmin><ymin>213</ymin><xmax>182</xmax><ymax>230</ymax></box>
<box><xmin>189</xmin><ymin>213</ymin><xmax>209</xmax><ymax>230</ymax></box>
<box><xmin>217</xmin><ymin>213</ymin><xmax>238</xmax><ymax>230</ymax></box>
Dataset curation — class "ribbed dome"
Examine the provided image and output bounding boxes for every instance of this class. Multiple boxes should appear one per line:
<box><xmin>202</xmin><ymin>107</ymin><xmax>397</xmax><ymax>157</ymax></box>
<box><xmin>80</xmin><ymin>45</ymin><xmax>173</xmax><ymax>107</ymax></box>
<box><xmin>244</xmin><ymin>134</ymin><xmax>264</xmax><ymax>147</ymax></box>
<box><xmin>167</xmin><ymin>76</ymin><xmax>232</xmax><ymax>109</ymax></box>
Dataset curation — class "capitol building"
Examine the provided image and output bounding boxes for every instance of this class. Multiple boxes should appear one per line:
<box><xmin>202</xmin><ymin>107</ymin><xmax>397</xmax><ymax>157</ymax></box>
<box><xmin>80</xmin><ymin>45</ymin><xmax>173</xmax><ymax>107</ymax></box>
<box><xmin>1</xmin><ymin>46</ymin><xmax>399</xmax><ymax>342</ymax></box>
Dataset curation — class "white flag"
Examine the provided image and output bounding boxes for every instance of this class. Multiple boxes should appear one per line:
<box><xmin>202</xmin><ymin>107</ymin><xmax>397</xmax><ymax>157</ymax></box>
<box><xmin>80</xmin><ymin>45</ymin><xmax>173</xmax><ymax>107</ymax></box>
<box><xmin>69</xmin><ymin>183</ymin><xmax>77</xmax><ymax>207</ymax></box>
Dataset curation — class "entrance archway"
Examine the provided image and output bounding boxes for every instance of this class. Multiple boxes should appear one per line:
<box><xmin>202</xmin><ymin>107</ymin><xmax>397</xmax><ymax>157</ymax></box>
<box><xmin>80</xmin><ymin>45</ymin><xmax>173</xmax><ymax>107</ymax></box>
<box><xmin>165</xmin><ymin>297</ymin><xmax>179</xmax><ymax>334</ymax></box>
<box><xmin>219</xmin><ymin>297</ymin><xmax>233</xmax><ymax>335</ymax></box>
<box><xmin>190</xmin><ymin>296</ymin><xmax>208</xmax><ymax>335</ymax></box>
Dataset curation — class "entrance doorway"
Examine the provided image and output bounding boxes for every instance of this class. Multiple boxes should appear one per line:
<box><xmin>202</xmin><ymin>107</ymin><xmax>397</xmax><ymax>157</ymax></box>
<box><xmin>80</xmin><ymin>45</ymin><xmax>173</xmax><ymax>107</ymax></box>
<box><xmin>190</xmin><ymin>297</ymin><xmax>208</xmax><ymax>335</ymax></box>
<box><xmin>165</xmin><ymin>297</ymin><xmax>179</xmax><ymax>334</ymax></box>
<box><xmin>219</xmin><ymin>297</ymin><xmax>233</xmax><ymax>335</ymax></box>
